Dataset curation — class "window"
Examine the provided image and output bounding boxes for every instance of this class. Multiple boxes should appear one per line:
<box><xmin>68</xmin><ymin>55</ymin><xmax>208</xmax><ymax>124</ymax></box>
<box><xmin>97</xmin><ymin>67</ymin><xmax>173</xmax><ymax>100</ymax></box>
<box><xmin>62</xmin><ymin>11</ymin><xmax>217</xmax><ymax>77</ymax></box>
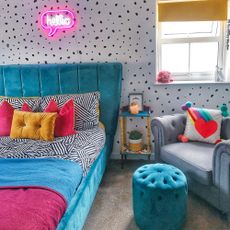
<box><xmin>156</xmin><ymin>0</ymin><xmax>228</xmax><ymax>83</ymax></box>
<box><xmin>157</xmin><ymin>21</ymin><xmax>227</xmax><ymax>82</ymax></box>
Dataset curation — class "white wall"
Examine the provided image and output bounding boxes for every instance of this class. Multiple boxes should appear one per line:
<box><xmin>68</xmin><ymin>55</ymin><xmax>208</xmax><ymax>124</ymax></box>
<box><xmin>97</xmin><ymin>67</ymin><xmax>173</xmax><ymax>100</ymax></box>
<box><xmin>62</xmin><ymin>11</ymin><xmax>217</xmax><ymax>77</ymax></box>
<box><xmin>0</xmin><ymin>0</ymin><xmax>230</xmax><ymax>158</ymax></box>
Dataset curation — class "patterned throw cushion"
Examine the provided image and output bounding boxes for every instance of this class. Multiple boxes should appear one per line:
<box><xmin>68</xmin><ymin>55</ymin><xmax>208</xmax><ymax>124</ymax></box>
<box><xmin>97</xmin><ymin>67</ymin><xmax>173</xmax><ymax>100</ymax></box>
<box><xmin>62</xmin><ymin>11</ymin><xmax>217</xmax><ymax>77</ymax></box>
<box><xmin>10</xmin><ymin>111</ymin><xmax>57</xmax><ymax>141</ymax></box>
<box><xmin>182</xmin><ymin>102</ymin><xmax>222</xmax><ymax>144</ymax></box>
<box><xmin>0</xmin><ymin>97</ymin><xmax>40</xmax><ymax>112</ymax></box>
<box><xmin>40</xmin><ymin>92</ymin><xmax>100</xmax><ymax>131</ymax></box>
<box><xmin>45</xmin><ymin>99</ymin><xmax>76</xmax><ymax>137</ymax></box>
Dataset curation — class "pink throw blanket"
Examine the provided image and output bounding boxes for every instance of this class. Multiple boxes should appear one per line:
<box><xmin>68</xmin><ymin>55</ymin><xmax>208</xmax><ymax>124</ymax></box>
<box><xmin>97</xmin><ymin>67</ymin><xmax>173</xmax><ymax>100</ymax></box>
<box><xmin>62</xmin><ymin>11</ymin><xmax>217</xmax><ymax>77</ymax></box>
<box><xmin>0</xmin><ymin>187</ymin><xmax>66</xmax><ymax>230</ymax></box>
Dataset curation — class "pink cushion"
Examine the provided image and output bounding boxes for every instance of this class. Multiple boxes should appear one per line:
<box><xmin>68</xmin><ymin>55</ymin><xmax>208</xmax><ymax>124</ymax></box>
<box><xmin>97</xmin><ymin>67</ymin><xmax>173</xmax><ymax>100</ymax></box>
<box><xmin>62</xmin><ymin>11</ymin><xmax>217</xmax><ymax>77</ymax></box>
<box><xmin>0</xmin><ymin>101</ymin><xmax>14</xmax><ymax>136</ymax></box>
<box><xmin>21</xmin><ymin>102</ymin><xmax>32</xmax><ymax>112</ymax></box>
<box><xmin>0</xmin><ymin>101</ymin><xmax>33</xmax><ymax>136</ymax></box>
<box><xmin>45</xmin><ymin>99</ymin><xmax>76</xmax><ymax>137</ymax></box>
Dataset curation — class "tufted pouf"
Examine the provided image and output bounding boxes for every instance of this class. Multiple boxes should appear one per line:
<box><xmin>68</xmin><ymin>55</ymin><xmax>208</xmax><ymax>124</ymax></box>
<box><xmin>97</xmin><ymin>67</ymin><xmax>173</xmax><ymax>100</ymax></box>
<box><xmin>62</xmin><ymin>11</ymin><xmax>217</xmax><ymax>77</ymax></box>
<box><xmin>132</xmin><ymin>163</ymin><xmax>188</xmax><ymax>230</ymax></box>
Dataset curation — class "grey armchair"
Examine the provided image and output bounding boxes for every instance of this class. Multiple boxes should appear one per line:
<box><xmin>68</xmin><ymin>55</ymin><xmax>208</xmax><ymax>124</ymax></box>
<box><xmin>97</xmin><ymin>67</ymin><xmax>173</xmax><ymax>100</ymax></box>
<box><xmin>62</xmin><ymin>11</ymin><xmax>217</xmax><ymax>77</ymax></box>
<box><xmin>151</xmin><ymin>114</ymin><xmax>230</xmax><ymax>219</ymax></box>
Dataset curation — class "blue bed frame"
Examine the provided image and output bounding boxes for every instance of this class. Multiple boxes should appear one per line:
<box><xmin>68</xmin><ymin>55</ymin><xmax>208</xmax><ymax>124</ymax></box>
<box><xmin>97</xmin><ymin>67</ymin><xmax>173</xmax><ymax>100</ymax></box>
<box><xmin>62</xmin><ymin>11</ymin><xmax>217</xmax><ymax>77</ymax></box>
<box><xmin>0</xmin><ymin>63</ymin><xmax>122</xmax><ymax>230</ymax></box>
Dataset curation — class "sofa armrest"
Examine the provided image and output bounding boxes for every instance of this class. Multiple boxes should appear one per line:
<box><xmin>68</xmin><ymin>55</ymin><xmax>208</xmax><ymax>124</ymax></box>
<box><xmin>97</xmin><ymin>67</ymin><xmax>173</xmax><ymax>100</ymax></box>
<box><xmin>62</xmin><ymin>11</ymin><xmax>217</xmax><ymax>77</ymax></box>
<box><xmin>151</xmin><ymin>114</ymin><xmax>186</xmax><ymax>162</ymax></box>
<box><xmin>221</xmin><ymin>117</ymin><xmax>230</xmax><ymax>140</ymax></box>
<box><xmin>213</xmin><ymin>141</ymin><xmax>230</xmax><ymax>213</ymax></box>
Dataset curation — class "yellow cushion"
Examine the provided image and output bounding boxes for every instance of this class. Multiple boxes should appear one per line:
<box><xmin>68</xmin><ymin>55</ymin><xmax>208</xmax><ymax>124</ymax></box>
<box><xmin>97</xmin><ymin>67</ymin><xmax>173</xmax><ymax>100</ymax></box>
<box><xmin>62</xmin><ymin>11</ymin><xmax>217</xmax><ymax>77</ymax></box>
<box><xmin>99</xmin><ymin>122</ymin><xmax>105</xmax><ymax>129</ymax></box>
<box><xmin>96</xmin><ymin>102</ymin><xmax>100</xmax><ymax>117</ymax></box>
<box><xmin>97</xmin><ymin>103</ymin><xmax>105</xmax><ymax>130</ymax></box>
<box><xmin>10</xmin><ymin>111</ymin><xmax>57</xmax><ymax>141</ymax></box>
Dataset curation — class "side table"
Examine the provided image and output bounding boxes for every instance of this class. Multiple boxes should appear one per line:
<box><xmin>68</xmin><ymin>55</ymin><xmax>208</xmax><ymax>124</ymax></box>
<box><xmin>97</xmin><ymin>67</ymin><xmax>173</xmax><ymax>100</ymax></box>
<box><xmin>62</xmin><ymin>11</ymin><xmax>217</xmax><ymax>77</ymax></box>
<box><xmin>119</xmin><ymin>106</ymin><xmax>152</xmax><ymax>168</ymax></box>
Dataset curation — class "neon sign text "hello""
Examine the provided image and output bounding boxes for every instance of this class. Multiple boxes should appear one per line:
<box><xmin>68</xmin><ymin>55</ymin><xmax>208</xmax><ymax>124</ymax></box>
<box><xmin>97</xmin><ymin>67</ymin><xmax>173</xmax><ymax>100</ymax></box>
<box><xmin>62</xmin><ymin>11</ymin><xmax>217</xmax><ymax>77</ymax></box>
<box><xmin>41</xmin><ymin>10</ymin><xmax>76</xmax><ymax>37</ymax></box>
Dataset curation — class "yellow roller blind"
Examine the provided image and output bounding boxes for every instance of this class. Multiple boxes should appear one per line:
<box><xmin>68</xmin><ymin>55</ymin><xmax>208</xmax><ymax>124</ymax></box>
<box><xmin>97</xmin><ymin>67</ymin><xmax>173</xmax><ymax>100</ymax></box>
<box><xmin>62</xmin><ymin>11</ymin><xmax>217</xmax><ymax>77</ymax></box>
<box><xmin>158</xmin><ymin>0</ymin><xmax>228</xmax><ymax>22</ymax></box>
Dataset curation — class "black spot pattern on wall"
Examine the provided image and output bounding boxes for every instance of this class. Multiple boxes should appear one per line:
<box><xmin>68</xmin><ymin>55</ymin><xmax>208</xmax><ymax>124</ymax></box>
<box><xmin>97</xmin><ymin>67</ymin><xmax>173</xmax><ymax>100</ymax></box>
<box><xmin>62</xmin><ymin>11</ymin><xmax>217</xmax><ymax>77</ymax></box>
<box><xmin>0</xmin><ymin>0</ymin><xmax>152</xmax><ymax>66</ymax></box>
<box><xmin>1</xmin><ymin>0</ymin><xmax>230</xmax><ymax>157</ymax></box>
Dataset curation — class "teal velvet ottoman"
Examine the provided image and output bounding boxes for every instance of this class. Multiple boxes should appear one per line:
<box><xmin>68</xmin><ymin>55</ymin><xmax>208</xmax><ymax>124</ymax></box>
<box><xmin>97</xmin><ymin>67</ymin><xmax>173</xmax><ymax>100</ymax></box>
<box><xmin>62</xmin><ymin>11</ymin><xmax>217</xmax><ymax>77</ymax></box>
<box><xmin>133</xmin><ymin>163</ymin><xmax>188</xmax><ymax>230</ymax></box>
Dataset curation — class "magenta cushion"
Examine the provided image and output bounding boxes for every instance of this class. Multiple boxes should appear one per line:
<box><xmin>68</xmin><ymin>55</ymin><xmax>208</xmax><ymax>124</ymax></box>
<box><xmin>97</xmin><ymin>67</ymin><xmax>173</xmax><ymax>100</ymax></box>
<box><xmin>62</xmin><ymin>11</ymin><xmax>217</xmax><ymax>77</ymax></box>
<box><xmin>0</xmin><ymin>101</ymin><xmax>14</xmax><ymax>136</ymax></box>
<box><xmin>45</xmin><ymin>99</ymin><xmax>76</xmax><ymax>137</ymax></box>
<box><xmin>21</xmin><ymin>102</ymin><xmax>32</xmax><ymax>112</ymax></box>
<box><xmin>0</xmin><ymin>101</ymin><xmax>33</xmax><ymax>136</ymax></box>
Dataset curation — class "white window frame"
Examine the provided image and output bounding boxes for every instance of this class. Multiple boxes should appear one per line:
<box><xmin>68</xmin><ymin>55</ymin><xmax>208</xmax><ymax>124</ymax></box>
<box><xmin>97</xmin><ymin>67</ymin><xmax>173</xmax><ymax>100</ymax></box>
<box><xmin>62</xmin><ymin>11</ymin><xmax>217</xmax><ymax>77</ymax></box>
<box><xmin>157</xmin><ymin>21</ymin><xmax>227</xmax><ymax>82</ymax></box>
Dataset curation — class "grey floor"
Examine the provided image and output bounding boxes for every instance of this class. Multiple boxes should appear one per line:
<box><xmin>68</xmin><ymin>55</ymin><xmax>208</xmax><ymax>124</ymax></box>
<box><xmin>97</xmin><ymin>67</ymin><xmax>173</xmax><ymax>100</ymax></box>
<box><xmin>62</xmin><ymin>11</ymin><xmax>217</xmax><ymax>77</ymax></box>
<box><xmin>84</xmin><ymin>160</ymin><xmax>230</xmax><ymax>230</ymax></box>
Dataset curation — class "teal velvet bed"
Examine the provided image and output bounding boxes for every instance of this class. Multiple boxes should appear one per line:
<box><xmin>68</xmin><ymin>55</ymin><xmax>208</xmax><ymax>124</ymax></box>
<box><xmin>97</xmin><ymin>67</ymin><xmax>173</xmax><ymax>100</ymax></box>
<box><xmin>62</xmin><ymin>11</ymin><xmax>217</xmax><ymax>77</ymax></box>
<box><xmin>0</xmin><ymin>63</ymin><xmax>122</xmax><ymax>230</ymax></box>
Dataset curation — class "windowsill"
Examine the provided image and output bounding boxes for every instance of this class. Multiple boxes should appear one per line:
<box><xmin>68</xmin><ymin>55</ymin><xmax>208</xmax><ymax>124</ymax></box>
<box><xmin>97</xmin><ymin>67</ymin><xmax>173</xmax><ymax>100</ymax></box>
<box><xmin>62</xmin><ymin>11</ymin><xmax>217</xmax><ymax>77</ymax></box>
<box><xmin>154</xmin><ymin>80</ymin><xmax>230</xmax><ymax>85</ymax></box>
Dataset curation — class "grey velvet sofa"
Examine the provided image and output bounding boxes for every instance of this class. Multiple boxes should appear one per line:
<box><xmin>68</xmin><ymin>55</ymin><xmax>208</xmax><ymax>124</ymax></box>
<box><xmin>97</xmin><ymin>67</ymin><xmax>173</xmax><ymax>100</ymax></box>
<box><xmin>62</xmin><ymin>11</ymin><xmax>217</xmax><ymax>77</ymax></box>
<box><xmin>151</xmin><ymin>114</ymin><xmax>230</xmax><ymax>219</ymax></box>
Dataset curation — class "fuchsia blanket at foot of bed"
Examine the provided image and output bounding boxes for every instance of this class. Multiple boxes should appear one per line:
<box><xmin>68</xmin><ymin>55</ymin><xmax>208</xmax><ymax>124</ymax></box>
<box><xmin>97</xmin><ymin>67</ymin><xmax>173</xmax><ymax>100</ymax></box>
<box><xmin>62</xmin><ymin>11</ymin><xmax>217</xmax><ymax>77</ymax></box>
<box><xmin>0</xmin><ymin>187</ymin><xmax>66</xmax><ymax>230</ymax></box>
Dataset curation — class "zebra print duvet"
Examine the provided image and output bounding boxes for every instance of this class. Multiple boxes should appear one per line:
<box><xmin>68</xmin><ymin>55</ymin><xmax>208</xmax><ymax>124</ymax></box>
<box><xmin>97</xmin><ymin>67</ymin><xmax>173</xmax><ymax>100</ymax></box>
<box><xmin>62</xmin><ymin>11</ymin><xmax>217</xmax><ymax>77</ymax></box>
<box><xmin>0</xmin><ymin>127</ymin><xmax>105</xmax><ymax>175</ymax></box>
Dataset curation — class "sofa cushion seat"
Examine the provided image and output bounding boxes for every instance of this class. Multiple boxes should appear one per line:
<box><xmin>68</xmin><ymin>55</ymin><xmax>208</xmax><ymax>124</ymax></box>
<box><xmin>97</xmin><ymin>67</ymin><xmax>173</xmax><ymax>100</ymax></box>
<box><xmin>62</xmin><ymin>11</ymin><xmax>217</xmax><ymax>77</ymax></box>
<box><xmin>161</xmin><ymin>142</ymin><xmax>215</xmax><ymax>186</ymax></box>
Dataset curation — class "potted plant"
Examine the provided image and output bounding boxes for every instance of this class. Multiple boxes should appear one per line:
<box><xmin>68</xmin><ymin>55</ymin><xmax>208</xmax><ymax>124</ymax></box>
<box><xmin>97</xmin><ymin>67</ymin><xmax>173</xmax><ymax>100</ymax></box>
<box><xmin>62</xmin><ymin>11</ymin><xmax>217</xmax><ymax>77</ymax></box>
<box><xmin>129</xmin><ymin>130</ymin><xmax>143</xmax><ymax>152</ymax></box>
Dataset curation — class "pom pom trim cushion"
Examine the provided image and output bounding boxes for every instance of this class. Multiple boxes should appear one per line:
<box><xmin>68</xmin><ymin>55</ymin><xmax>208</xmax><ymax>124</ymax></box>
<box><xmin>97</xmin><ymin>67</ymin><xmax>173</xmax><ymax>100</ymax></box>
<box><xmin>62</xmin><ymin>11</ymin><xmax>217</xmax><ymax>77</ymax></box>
<box><xmin>10</xmin><ymin>111</ymin><xmax>57</xmax><ymax>141</ymax></box>
<box><xmin>182</xmin><ymin>103</ymin><xmax>222</xmax><ymax>144</ymax></box>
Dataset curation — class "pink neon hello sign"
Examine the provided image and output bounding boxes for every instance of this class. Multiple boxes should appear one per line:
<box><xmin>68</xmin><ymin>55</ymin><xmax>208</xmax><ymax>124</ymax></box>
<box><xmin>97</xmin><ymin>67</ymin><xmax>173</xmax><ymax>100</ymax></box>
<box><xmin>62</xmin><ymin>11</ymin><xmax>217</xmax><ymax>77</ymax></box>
<box><xmin>41</xmin><ymin>9</ymin><xmax>77</xmax><ymax>37</ymax></box>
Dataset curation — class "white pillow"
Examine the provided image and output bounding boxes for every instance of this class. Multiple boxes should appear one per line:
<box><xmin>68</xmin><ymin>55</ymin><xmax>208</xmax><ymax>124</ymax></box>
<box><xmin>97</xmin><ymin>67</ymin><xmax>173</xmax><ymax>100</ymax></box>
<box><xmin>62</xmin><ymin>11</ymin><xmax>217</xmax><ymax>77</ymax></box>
<box><xmin>183</xmin><ymin>105</ymin><xmax>222</xmax><ymax>144</ymax></box>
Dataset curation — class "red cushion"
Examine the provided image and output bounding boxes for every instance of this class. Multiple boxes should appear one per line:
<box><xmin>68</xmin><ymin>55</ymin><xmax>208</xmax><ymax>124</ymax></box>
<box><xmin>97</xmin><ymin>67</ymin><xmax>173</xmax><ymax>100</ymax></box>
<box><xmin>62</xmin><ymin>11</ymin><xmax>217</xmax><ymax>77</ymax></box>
<box><xmin>0</xmin><ymin>101</ymin><xmax>14</xmax><ymax>136</ymax></box>
<box><xmin>21</xmin><ymin>102</ymin><xmax>32</xmax><ymax>112</ymax></box>
<box><xmin>45</xmin><ymin>99</ymin><xmax>76</xmax><ymax>137</ymax></box>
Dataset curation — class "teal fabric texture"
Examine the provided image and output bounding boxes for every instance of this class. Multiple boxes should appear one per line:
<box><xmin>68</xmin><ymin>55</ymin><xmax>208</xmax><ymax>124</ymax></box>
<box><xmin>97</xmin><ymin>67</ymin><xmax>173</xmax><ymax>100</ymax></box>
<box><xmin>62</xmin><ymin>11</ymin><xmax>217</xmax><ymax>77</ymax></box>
<box><xmin>0</xmin><ymin>63</ymin><xmax>122</xmax><ymax>230</ymax></box>
<box><xmin>57</xmin><ymin>137</ymin><xmax>111</xmax><ymax>230</ymax></box>
<box><xmin>0</xmin><ymin>158</ymin><xmax>83</xmax><ymax>204</ymax></box>
<box><xmin>0</xmin><ymin>63</ymin><xmax>122</xmax><ymax>136</ymax></box>
<box><xmin>133</xmin><ymin>163</ymin><xmax>188</xmax><ymax>230</ymax></box>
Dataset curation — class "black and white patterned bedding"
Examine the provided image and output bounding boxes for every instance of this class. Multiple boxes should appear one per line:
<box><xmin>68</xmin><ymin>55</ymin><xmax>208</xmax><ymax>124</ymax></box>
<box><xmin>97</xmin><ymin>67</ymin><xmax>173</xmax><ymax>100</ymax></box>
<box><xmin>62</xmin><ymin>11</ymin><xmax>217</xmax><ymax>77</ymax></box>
<box><xmin>40</xmin><ymin>92</ymin><xmax>100</xmax><ymax>131</ymax></box>
<box><xmin>0</xmin><ymin>127</ymin><xmax>105</xmax><ymax>175</ymax></box>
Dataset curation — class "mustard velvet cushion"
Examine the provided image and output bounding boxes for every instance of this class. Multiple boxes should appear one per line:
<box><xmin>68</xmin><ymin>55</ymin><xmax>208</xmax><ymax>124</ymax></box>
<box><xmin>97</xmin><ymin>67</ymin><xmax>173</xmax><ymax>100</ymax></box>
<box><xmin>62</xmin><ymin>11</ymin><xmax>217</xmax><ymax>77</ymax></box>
<box><xmin>10</xmin><ymin>111</ymin><xmax>57</xmax><ymax>141</ymax></box>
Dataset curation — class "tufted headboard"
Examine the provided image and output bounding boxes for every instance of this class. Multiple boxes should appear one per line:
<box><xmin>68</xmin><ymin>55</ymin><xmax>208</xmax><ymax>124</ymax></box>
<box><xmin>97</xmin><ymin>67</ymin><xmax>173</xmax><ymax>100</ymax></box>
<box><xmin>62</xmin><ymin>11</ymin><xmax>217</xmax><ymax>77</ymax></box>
<box><xmin>0</xmin><ymin>63</ymin><xmax>122</xmax><ymax>138</ymax></box>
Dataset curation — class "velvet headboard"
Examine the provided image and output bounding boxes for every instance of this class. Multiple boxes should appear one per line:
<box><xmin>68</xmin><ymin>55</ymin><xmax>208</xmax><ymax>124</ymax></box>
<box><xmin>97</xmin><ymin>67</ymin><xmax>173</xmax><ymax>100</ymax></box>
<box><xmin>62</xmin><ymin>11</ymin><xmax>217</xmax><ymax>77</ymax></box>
<box><xmin>0</xmin><ymin>63</ymin><xmax>122</xmax><ymax>137</ymax></box>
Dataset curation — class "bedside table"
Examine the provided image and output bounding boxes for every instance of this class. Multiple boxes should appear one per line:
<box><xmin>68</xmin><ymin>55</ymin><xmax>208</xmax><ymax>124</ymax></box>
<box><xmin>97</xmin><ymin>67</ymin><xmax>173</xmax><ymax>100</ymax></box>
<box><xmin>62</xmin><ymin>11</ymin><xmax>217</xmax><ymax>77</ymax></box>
<box><xmin>119</xmin><ymin>106</ymin><xmax>152</xmax><ymax>168</ymax></box>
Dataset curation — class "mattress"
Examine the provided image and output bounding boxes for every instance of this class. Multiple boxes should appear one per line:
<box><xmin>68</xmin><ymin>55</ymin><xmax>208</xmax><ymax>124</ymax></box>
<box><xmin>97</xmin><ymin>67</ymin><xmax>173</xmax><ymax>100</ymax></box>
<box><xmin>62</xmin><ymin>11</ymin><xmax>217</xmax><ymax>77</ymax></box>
<box><xmin>0</xmin><ymin>127</ymin><xmax>105</xmax><ymax>175</ymax></box>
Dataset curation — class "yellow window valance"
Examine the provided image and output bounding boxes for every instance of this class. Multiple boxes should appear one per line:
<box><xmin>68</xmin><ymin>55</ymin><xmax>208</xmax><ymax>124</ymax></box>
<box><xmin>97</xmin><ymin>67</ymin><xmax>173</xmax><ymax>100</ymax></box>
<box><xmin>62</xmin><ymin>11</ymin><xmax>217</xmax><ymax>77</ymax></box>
<box><xmin>158</xmin><ymin>0</ymin><xmax>228</xmax><ymax>22</ymax></box>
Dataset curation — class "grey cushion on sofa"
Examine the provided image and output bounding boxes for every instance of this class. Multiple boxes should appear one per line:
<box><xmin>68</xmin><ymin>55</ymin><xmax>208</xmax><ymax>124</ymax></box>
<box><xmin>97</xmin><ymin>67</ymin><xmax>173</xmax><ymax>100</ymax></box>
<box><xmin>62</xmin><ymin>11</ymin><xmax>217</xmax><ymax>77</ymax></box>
<box><xmin>161</xmin><ymin>142</ymin><xmax>215</xmax><ymax>186</ymax></box>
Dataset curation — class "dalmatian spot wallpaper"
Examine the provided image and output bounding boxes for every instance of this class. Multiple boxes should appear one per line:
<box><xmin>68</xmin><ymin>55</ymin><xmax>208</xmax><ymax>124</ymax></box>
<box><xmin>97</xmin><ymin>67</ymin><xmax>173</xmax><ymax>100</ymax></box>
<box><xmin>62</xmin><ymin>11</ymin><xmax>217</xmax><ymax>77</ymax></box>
<box><xmin>0</xmin><ymin>0</ymin><xmax>230</xmax><ymax>157</ymax></box>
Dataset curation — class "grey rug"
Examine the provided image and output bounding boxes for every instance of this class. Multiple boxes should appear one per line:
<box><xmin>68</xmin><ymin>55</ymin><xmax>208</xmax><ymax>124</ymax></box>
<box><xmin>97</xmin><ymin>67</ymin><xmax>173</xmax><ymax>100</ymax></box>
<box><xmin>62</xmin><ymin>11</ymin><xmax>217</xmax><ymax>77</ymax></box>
<box><xmin>84</xmin><ymin>160</ymin><xmax>230</xmax><ymax>230</ymax></box>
